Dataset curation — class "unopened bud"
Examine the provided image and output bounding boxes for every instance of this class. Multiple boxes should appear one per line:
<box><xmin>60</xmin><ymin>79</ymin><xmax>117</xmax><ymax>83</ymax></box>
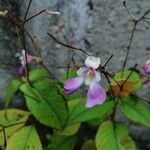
<box><xmin>36</xmin><ymin>57</ymin><xmax>42</xmax><ymax>63</ymax></box>
<box><xmin>0</xmin><ymin>10</ymin><xmax>8</xmax><ymax>17</ymax></box>
<box><xmin>144</xmin><ymin>59</ymin><xmax>150</xmax><ymax>74</ymax></box>
<box><xmin>46</xmin><ymin>10</ymin><xmax>61</xmax><ymax>15</ymax></box>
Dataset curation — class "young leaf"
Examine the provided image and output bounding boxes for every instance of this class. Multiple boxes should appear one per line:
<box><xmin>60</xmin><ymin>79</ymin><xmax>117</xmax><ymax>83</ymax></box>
<box><xmin>131</xmin><ymin>79</ymin><xmax>142</xmax><ymax>91</ymax></box>
<box><xmin>67</xmin><ymin>98</ymin><xmax>115</xmax><ymax>125</ymax></box>
<box><xmin>57</xmin><ymin>123</ymin><xmax>80</xmax><ymax>136</ymax></box>
<box><xmin>20</xmin><ymin>80</ymin><xmax>68</xmax><ymax>128</ymax></box>
<box><xmin>6</xmin><ymin>125</ymin><xmax>42</xmax><ymax>150</ymax></box>
<box><xmin>87</xmin><ymin>117</ymin><xmax>106</xmax><ymax>126</ymax></box>
<box><xmin>81</xmin><ymin>140</ymin><xmax>96</xmax><ymax>150</ymax></box>
<box><xmin>110</xmin><ymin>70</ymin><xmax>142</xmax><ymax>96</ymax></box>
<box><xmin>110</xmin><ymin>80</ymin><xmax>136</xmax><ymax>97</ymax></box>
<box><xmin>111</xmin><ymin>70</ymin><xmax>140</xmax><ymax>84</ymax></box>
<box><xmin>4</xmin><ymin>79</ymin><xmax>22</xmax><ymax>108</ymax></box>
<box><xmin>0</xmin><ymin>109</ymin><xmax>30</xmax><ymax>145</ymax></box>
<box><xmin>96</xmin><ymin>121</ymin><xmax>136</xmax><ymax>150</ymax></box>
<box><xmin>50</xmin><ymin>135</ymin><xmax>77</xmax><ymax>150</ymax></box>
<box><xmin>29</xmin><ymin>68</ymin><xmax>49</xmax><ymax>81</ymax></box>
<box><xmin>120</xmin><ymin>96</ymin><xmax>150</xmax><ymax>127</ymax></box>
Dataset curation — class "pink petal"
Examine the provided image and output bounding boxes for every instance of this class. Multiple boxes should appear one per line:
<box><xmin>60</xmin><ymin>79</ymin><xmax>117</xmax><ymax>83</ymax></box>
<box><xmin>27</xmin><ymin>55</ymin><xmax>40</xmax><ymax>62</ymax></box>
<box><xmin>144</xmin><ymin>60</ymin><xmax>150</xmax><ymax>74</ymax></box>
<box><xmin>64</xmin><ymin>77</ymin><xmax>83</xmax><ymax>93</ymax></box>
<box><xmin>85</xmin><ymin>56</ymin><xmax>100</xmax><ymax>69</ymax></box>
<box><xmin>20</xmin><ymin>50</ymin><xmax>40</xmax><ymax>65</ymax></box>
<box><xmin>18</xmin><ymin>65</ymin><xmax>25</xmax><ymax>76</ymax></box>
<box><xmin>86</xmin><ymin>82</ymin><xmax>106</xmax><ymax>108</ymax></box>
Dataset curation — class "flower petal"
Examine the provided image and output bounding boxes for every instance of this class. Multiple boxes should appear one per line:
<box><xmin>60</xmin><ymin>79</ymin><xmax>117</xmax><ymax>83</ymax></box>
<box><xmin>86</xmin><ymin>82</ymin><xmax>106</xmax><ymax>108</ymax></box>
<box><xmin>84</xmin><ymin>70</ymin><xmax>101</xmax><ymax>86</ymax></box>
<box><xmin>85</xmin><ymin>56</ymin><xmax>100</xmax><ymax>69</ymax></box>
<box><xmin>19</xmin><ymin>50</ymin><xmax>26</xmax><ymax>66</ymax></box>
<box><xmin>94</xmin><ymin>70</ymin><xmax>101</xmax><ymax>82</ymax></box>
<box><xmin>64</xmin><ymin>77</ymin><xmax>83</xmax><ymax>93</ymax></box>
<box><xmin>144</xmin><ymin>59</ymin><xmax>150</xmax><ymax>74</ymax></box>
<box><xmin>146</xmin><ymin>59</ymin><xmax>150</xmax><ymax>64</ymax></box>
<box><xmin>144</xmin><ymin>64</ymin><xmax>150</xmax><ymax>74</ymax></box>
<box><xmin>19</xmin><ymin>50</ymin><xmax>40</xmax><ymax>65</ymax></box>
<box><xmin>18</xmin><ymin>65</ymin><xmax>25</xmax><ymax>76</ymax></box>
<box><xmin>77</xmin><ymin>67</ymin><xmax>88</xmax><ymax>77</ymax></box>
<box><xmin>84</xmin><ymin>76</ymin><xmax>92</xmax><ymax>86</ymax></box>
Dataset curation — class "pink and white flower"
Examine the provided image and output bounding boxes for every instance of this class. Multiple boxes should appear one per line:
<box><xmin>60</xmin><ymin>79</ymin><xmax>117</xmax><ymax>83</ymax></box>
<box><xmin>18</xmin><ymin>50</ymin><xmax>40</xmax><ymax>75</ymax></box>
<box><xmin>64</xmin><ymin>56</ymin><xmax>106</xmax><ymax>108</ymax></box>
<box><xmin>144</xmin><ymin>59</ymin><xmax>150</xmax><ymax>74</ymax></box>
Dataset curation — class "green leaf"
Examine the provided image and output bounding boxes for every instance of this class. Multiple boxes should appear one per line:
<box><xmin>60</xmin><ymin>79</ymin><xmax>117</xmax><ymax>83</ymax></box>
<box><xmin>115</xmin><ymin>123</ymin><xmax>135</xmax><ymax>150</ymax></box>
<box><xmin>81</xmin><ymin>140</ymin><xmax>96</xmax><ymax>150</ymax></box>
<box><xmin>29</xmin><ymin>68</ymin><xmax>49</xmax><ymax>81</ymax></box>
<box><xmin>4</xmin><ymin>79</ymin><xmax>22</xmax><ymax>108</ymax></box>
<box><xmin>50</xmin><ymin>135</ymin><xmax>77</xmax><ymax>150</ymax></box>
<box><xmin>6</xmin><ymin>125</ymin><xmax>42</xmax><ymax>150</ymax></box>
<box><xmin>67</xmin><ymin>98</ymin><xmax>115</xmax><ymax>125</ymax></box>
<box><xmin>57</xmin><ymin>123</ymin><xmax>80</xmax><ymax>136</ymax></box>
<box><xmin>120</xmin><ymin>96</ymin><xmax>150</xmax><ymax>127</ymax></box>
<box><xmin>132</xmin><ymin>79</ymin><xmax>142</xmax><ymax>91</ymax></box>
<box><xmin>0</xmin><ymin>109</ymin><xmax>30</xmax><ymax>145</ymax></box>
<box><xmin>96</xmin><ymin>121</ymin><xmax>136</xmax><ymax>150</ymax></box>
<box><xmin>96</xmin><ymin>120</ymin><xmax>117</xmax><ymax>150</ymax></box>
<box><xmin>66</xmin><ymin>92</ymin><xmax>81</xmax><ymax>102</ymax></box>
<box><xmin>112</xmin><ymin>70</ymin><xmax>139</xmax><ymax>83</ymax></box>
<box><xmin>61</xmin><ymin>69</ymin><xmax>77</xmax><ymax>83</ymax></box>
<box><xmin>87</xmin><ymin>117</ymin><xmax>106</xmax><ymax>126</ymax></box>
<box><xmin>111</xmin><ymin>70</ymin><xmax>142</xmax><ymax>91</ymax></box>
<box><xmin>20</xmin><ymin>80</ymin><xmax>68</xmax><ymax>128</ymax></box>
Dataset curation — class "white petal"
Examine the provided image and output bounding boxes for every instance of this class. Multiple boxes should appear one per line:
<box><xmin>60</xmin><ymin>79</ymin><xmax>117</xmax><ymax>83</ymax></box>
<box><xmin>146</xmin><ymin>59</ymin><xmax>150</xmax><ymax>65</ymax></box>
<box><xmin>84</xmin><ymin>77</ymin><xmax>92</xmax><ymax>86</ymax></box>
<box><xmin>84</xmin><ymin>70</ymin><xmax>101</xmax><ymax>86</ymax></box>
<box><xmin>19</xmin><ymin>56</ymin><xmax>25</xmax><ymax>66</ymax></box>
<box><xmin>85</xmin><ymin>56</ymin><xmax>100</xmax><ymax>69</ymax></box>
<box><xmin>19</xmin><ymin>50</ymin><xmax>26</xmax><ymax>66</ymax></box>
<box><xmin>94</xmin><ymin>70</ymin><xmax>101</xmax><ymax>82</ymax></box>
<box><xmin>22</xmin><ymin>50</ymin><xmax>26</xmax><ymax>57</ymax></box>
<box><xmin>77</xmin><ymin>67</ymin><xmax>87</xmax><ymax>77</ymax></box>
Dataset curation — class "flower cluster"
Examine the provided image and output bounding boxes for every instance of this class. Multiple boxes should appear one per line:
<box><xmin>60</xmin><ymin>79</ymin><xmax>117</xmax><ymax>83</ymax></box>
<box><xmin>18</xmin><ymin>50</ymin><xmax>40</xmax><ymax>75</ymax></box>
<box><xmin>64</xmin><ymin>56</ymin><xmax>106</xmax><ymax>108</ymax></box>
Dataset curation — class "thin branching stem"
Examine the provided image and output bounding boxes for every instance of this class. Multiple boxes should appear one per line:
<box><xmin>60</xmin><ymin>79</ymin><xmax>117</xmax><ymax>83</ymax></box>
<box><xmin>24</xmin><ymin>0</ymin><xmax>32</xmax><ymax>21</ymax></box>
<box><xmin>103</xmin><ymin>55</ymin><xmax>113</xmax><ymax>68</ymax></box>
<box><xmin>24</xmin><ymin>9</ymin><xmax>46</xmax><ymax>23</ymax></box>
<box><xmin>122</xmin><ymin>1</ymin><xmax>150</xmax><ymax>76</ymax></box>
<box><xmin>47</xmin><ymin>33</ymin><xmax>89</xmax><ymax>56</ymax></box>
<box><xmin>122</xmin><ymin>21</ymin><xmax>137</xmax><ymax>74</ymax></box>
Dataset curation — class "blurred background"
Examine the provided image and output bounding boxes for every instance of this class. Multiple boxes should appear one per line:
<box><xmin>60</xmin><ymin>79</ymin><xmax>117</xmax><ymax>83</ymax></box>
<box><xmin>0</xmin><ymin>0</ymin><xmax>150</xmax><ymax>149</ymax></box>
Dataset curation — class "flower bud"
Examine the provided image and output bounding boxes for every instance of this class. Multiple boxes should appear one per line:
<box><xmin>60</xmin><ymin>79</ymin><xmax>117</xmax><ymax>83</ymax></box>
<box><xmin>144</xmin><ymin>59</ymin><xmax>150</xmax><ymax>74</ymax></box>
<box><xmin>45</xmin><ymin>10</ymin><xmax>61</xmax><ymax>15</ymax></box>
<box><xmin>0</xmin><ymin>10</ymin><xmax>8</xmax><ymax>17</ymax></box>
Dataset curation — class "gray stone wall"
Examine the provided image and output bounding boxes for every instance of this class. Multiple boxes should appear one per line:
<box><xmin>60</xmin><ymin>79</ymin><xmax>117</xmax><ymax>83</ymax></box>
<box><xmin>0</xmin><ymin>0</ymin><xmax>20</xmax><ymax>100</ymax></box>
<box><xmin>21</xmin><ymin>0</ymin><xmax>150</xmax><ymax>66</ymax></box>
<box><xmin>21</xmin><ymin>0</ymin><xmax>150</xmax><ymax>98</ymax></box>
